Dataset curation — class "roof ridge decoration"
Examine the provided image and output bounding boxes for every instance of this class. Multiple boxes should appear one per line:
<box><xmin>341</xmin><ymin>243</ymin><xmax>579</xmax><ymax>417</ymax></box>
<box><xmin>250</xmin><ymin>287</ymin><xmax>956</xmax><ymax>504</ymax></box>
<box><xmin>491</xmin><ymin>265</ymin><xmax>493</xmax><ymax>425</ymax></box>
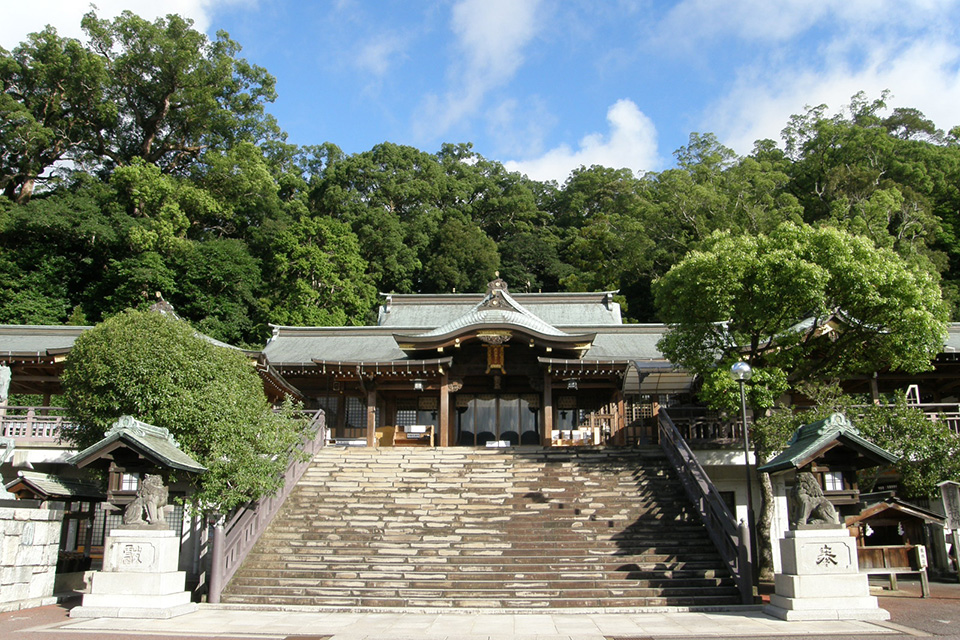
<box><xmin>442</xmin><ymin>276</ymin><xmax>570</xmax><ymax>337</ymax></box>
<box><xmin>106</xmin><ymin>414</ymin><xmax>181</xmax><ymax>448</ymax></box>
<box><xmin>786</xmin><ymin>412</ymin><xmax>860</xmax><ymax>445</ymax></box>
<box><xmin>69</xmin><ymin>415</ymin><xmax>206</xmax><ymax>474</ymax></box>
<box><xmin>392</xmin><ymin>276</ymin><xmax>598</xmax><ymax>352</ymax></box>
<box><xmin>758</xmin><ymin>411</ymin><xmax>897</xmax><ymax>475</ymax></box>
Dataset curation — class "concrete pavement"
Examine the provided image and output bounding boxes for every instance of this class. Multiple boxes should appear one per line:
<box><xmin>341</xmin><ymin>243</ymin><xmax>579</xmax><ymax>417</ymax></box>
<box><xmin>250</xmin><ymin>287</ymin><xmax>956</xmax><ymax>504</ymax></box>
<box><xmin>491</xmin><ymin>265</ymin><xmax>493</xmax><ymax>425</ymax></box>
<box><xmin>4</xmin><ymin>578</ymin><xmax>957</xmax><ymax>640</ymax></box>
<box><xmin>4</xmin><ymin>602</ymin><xmax>903</xmax><ymax>640</ymax></box>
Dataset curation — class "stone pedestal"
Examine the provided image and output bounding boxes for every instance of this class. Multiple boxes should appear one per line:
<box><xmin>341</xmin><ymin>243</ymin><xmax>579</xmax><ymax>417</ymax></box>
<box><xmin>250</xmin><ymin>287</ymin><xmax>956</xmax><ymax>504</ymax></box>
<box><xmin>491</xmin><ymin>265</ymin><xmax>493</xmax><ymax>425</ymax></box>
<box><xmin>765</xmin><ymin>528</ymin><xmax>889</xmax><ymax>621</ymax></box>
<box><xmin>70</xmin><ymin>529</ymin><xmax>197</xmax><ymax>619</ymax></box>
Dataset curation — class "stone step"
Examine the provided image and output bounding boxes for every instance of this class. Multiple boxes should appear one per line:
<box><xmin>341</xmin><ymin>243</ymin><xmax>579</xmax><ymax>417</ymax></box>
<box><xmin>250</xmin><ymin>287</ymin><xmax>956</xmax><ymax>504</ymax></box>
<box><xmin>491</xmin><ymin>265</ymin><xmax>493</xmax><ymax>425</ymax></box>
<box><xmin>221</xmin><ymin>447</ymin><xmax>741</xmax><ymax>609</ymax></box>
<box><xmin>236</xmin><ymin>555</ymin><xmax>728</xmax><ymax>571</ymax></box>
<box><xmin>227</xmin><ymin>572</ymin><xmax>733</xmax><ymax>595</ymax></box>
<box><xmin>225</xmin><ymin>583</ymin><xmax>736</xmax><ymax>599</ymax></box>
<box><xmin>220</xmin><ymin>592</ymin><xmax>742</xmax><ymax>609</ymax></box>
<box><xmin>232</xmin><ymin>566</ymin><xmax>730</xmax><ymax>582</ymax></box>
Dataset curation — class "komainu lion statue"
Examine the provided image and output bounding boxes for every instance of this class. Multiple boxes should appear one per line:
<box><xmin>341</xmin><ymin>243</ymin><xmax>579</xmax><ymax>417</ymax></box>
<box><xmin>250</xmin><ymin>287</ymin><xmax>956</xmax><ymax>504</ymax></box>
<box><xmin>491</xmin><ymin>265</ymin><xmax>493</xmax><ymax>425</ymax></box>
<box><xmin>789</xmin><ymin>471</ymin><xmax>840</xmax><ymax>528</ymax></box>
<box><xmin>123</xmin><ymin>473</ymin><xmax>169</xmax><ymax>527</ymax></box>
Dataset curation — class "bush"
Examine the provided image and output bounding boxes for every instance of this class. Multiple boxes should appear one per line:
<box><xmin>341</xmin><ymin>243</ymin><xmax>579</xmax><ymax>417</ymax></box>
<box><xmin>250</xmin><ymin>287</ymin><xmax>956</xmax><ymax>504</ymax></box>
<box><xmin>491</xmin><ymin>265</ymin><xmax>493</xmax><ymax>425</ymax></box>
<box><xmin>61</xmin><ymin>309</ymin><xmax>307</xmax><ymax>512</ymax></box>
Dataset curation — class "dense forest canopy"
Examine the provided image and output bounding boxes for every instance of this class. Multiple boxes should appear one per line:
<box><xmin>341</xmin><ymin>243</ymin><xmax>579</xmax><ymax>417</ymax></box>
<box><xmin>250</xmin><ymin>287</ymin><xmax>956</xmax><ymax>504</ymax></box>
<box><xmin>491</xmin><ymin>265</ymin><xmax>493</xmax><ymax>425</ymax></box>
<box><xmin>3</xmin><ymin>12</ymin><xmax>960</xmax><ymax>348</ymax></box>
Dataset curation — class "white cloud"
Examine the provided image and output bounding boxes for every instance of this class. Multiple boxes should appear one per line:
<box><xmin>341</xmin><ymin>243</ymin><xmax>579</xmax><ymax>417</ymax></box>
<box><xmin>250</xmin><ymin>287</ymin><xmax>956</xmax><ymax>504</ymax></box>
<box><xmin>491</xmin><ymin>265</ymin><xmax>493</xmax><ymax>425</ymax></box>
<box><xmin>656</xmin><ymin>0</ymin><xmax>955</xmax><ymax>47</ymax></box>
<box><xmin>354</xmin><ymin>33</ymin><xmax>409</xmax><ymax>77</ymax></box>
<box><xmin>706</xmin><ymin>28</ymin><xmax>960</xmax><ymax>155</ymax></box>
<box><xmin>415</xmin><ymin>0</ymin><xmax>542</xmax><ymax>139</ymax></box>
<box><xmin>485</xmin><ymin>97</ymin><xmax>556</xmax><ymax>159</ymax></box>
<box><xmin>658</xmin><ymin>0</ymin><xmax>828</xmax><ymax>44</ymax></box>
<box><xmin>0</xmin><ymin>0</ymin><xmax>252</xmax><ymax>49</ymax></box>
<box><xmin>504</xmin><ymin>99</ymin><xmax>661</xmax><ymax>184</ymax></box>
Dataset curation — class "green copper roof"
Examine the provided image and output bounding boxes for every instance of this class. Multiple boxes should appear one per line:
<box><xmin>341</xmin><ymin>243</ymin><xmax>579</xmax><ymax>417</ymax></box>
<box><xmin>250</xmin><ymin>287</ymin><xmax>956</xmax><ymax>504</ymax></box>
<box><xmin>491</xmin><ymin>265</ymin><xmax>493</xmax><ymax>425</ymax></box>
<box><xmin>758</xmin><ymin>413</ymin><xmax>898</xmax><ymax>475</ymax></box>
<box><xmin>68</xmin><ymin>415</ymin><xmax>206</xmax><ymax>474</ymax></box>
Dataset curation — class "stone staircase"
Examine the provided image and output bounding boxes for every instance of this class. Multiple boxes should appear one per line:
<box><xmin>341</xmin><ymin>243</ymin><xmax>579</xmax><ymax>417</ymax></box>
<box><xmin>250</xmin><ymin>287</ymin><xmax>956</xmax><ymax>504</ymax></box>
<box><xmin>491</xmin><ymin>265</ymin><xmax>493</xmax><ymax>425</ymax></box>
<box><xmin>220</xmin><ymin>447</ymin><xmax>741</xmax><ymax>610</ymax></box>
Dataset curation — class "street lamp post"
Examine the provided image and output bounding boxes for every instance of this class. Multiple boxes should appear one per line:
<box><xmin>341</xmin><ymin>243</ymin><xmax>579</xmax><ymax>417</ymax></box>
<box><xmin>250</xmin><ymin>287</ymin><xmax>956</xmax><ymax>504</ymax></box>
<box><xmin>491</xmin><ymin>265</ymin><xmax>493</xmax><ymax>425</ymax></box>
<box><xmin>730</xmin><ymin>360</ymin><xmax>758</xmax><ymax>593</ymax></box>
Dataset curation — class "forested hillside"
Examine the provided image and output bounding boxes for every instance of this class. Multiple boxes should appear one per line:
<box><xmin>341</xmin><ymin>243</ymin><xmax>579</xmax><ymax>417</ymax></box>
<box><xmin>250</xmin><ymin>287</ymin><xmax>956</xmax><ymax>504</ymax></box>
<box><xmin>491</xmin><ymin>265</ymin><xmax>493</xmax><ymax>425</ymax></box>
<box><xmin>3</xmin><ymin>12</ymin><xmax>960</xmax><ymax>347</ymax></box>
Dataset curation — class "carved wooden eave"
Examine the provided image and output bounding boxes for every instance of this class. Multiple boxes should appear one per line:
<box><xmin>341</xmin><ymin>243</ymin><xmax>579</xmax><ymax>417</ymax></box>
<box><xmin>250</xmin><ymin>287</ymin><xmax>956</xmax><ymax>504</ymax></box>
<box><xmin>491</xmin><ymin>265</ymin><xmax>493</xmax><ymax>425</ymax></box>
<box><xmin>395</xmin><ymin>323</ymin><xmax>597</xmax><ymax>353</ymax></box>
<box><xmin>311</xmin><ymin>357</ymin><xmax>454</xmax><ymax>380</ymax></box>
<box><xmin>539</xmin><ymin>357</ymin><xmax>630</xmax><ymax>377</ymax></box>
<box><xmin>254</xmin><ymin>354</ymin><xmax>304</xmax><ymax>403</ymax></box>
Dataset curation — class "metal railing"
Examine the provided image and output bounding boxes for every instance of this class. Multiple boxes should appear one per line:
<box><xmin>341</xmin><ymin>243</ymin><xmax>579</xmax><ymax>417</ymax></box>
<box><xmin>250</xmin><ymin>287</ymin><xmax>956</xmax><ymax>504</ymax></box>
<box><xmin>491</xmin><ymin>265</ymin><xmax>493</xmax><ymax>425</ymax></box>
<box><xmin>208</xmin><ymin>408</ymin><xmax>326</xmax><ymax>603</ymax></box>
<box><xmin>658</xmin><ymin>409</ymin><xmax>753</xmax><ymax>604</ymax></box>
<box><xmin>0</xmin><ymin>406</ymin><xmax>74</xmax><ymax>443</ymax></box>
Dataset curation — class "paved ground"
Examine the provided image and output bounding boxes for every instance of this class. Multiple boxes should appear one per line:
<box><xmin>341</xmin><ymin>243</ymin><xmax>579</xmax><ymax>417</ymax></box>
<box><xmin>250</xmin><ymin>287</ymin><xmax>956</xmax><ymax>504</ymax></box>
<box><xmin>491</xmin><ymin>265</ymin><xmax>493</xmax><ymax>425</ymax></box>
<box><xmin>2</xmin><ymin>578</ymin><xmax>957</xmax><ymax>640</ymax></box>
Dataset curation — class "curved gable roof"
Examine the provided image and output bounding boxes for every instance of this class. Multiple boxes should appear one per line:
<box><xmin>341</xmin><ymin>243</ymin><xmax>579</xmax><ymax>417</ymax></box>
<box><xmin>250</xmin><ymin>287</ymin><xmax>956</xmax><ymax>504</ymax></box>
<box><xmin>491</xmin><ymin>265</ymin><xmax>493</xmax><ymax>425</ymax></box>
<box><xmin>393</xmin><ymin>277</ymin><xmax>595</xmax><ymax>350</ymax></box>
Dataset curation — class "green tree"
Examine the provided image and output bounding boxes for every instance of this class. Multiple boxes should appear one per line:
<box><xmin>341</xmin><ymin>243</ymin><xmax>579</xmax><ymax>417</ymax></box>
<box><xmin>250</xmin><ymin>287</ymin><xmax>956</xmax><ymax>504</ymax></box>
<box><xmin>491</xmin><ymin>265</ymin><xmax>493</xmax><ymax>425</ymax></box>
<box><xmin>0</xmin><ymin>27</ymin><xmax>110</xmax><ymax>202</ymax></box>
<box><xmin>654</xmin><ymin>222</ymin><xmax>949</xmax><ymax>577</ymax></box>
<box><xmin>755</xmin><ymin>386</ymin><xmax>960</xmax><ymax>499</ymax></box>
<box><xmin>80</xmin><ymin>10</ymin><xmax>280</xmax><ymax>172</ymax></box>
<box><xmin>60</xmin><ymin>310</ymin><xmax>307</xmax><ymax>512</ymax></box>
<box><xmin>0</xmin><ymin>182</ymin><xmax>124</xmax><ymax>324</ymax></box>
<box><xmin>310</xmin><ymin>142</ymin><xmax>444</xmax><ymax>292</ymax></box>
<box><xmin>262</xmin><ymin>215</ymin><xmax>377</xmax><ymax>326</ymax></box>
<box><xmin>421</xmin><ymin>214</ymin><xmax>499</xmax><ymax>293</ymax></box>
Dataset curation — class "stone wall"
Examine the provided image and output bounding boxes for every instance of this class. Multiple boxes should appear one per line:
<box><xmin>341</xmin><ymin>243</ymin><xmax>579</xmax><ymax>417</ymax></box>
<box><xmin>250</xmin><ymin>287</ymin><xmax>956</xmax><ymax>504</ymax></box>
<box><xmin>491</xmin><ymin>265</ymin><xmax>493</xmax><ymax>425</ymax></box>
<box><xmin>0</xmin><ymin>500</ymin><xmax>64</xmax><ymax>612</ymax></box>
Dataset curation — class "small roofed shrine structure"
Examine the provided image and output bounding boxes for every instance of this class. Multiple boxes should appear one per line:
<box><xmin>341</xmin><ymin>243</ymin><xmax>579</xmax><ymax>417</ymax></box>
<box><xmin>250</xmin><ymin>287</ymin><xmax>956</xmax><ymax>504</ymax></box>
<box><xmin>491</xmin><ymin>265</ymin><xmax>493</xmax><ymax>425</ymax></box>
<box><xmin>68</xmin><ymin>416</ymin><xmax>205</xmax><ymax>519</ymax></box>
<box><xmin>759</xmin><ymin>413</ymin><xmax>899</xmax><ymax>524</ymax></box>
<box><xmin>844</xmin><ymin>494</ymin><xmax>945</xmax><ymax>596</ymax></box>
<box><xmin>263</xmin><ymin>277</ymin><xmax>687</xmax><ymax>448</ymax></box>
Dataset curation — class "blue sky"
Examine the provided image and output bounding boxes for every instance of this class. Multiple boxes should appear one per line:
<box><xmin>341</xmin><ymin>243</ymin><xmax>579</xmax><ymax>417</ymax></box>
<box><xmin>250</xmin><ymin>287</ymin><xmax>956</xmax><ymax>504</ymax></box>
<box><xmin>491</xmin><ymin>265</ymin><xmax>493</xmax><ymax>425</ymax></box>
<box><xmin>5</xmin><ymin>1</ymin><xmax>960</xmax><ymax>183</ymax></box>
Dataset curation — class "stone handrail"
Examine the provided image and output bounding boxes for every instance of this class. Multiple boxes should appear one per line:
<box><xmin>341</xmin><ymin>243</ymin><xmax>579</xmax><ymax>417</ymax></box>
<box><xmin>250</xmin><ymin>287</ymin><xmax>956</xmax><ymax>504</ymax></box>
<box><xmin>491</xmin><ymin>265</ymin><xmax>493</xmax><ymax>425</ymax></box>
<box><xmin>208</xmin><ymin>408</ymin><xmax>326</xmax><ymax>603</ymax></box>
<box><xmin>658</xmin><ymin>409</ymin><xmax>753</xmax><ymax>604</ymax></box>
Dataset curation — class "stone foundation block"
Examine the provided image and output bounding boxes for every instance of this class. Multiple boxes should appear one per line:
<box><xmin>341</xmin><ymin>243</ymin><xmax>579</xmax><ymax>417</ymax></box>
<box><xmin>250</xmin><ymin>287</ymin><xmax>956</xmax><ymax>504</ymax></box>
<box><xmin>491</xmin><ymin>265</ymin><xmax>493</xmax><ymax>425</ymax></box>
<box><xmin>90</xmin><ymin>570</ymin><xmax>189</xmax><ymax>595</ymax></box>
<box><xmin>773</xmin><ymin>572</ymin><xmax>872</xmax><ymax>598</ymax></box>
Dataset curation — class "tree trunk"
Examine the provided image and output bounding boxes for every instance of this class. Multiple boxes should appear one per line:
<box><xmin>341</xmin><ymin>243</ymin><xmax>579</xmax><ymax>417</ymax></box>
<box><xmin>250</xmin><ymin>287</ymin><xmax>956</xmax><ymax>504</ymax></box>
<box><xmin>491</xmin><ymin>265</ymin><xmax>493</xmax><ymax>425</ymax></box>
<box><xmin>756</xmin><ymin>467</ymin><xmax>776</xmax><ymax>581</ymax></box>
<box><xmin>16</xmin><ymin>178</ymin><xmax>35</xmax><ymax>205</ymax></box>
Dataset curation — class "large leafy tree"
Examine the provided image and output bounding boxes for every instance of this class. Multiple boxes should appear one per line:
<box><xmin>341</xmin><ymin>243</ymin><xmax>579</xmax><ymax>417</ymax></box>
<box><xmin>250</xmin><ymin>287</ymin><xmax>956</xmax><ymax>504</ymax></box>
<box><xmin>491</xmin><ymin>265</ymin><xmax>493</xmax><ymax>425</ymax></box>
<box><xmin>0</xmin><ymin>27</ymin><xmax>110</xmax><ymax>202</ymax></box>
<box><xmin>656</xmin><ymin>222</ymin><xmax>948</xmax><ymax>381</ymax></box>
<box><xmin>781</xmin><ymin>93</ymin><xmax>958</xmax><ymax>304</ymax></box>
<box><xmin>310</xmin><ymin>142</ymin><xmax>453</xmax><ymax>293</ymax></box>
<box><xmin>654</xmin><ymin>222</ymin><xmax>949</xmax><ymax>577</ymax></box>
<box><xmin>261</xmin><ymin>214</ymin><xmax>377</xmax><ymax>326</ymax></box>
<box><xmin>60</xmin><ymin>310</ymin><xmax>307</xmax><ymax>512</ymax></box>
<box><xmin>80</xmin><ymin>10</ymin><xmax>280</xmax><ymax>173</ymax></box>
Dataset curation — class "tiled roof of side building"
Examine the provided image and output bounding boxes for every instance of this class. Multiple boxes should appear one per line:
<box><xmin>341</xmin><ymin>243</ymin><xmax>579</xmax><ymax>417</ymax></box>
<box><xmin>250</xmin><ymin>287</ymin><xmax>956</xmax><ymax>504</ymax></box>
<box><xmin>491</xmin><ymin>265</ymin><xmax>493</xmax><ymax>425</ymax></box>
<box><xmin>263</xmin><ymin>326</ymin><xmax>412</xmax><ymax>364</ymax></box>
<box><xmin>0</xmin><ymin>324</ymin><xmax>91</xmax><ymax>355</ymax></box>
<box><xmin>943</xmin><ymin>323</ymin><xmax>960</xmax><ymax>353</ymax></box>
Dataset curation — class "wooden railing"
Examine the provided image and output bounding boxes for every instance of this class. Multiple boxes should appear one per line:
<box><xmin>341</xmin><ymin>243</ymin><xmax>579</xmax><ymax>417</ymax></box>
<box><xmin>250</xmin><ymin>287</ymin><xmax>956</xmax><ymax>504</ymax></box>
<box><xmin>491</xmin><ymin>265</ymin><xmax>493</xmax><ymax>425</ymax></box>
<box><xmin>658</xmin><ymin>409</ymin><xmax>753</xmax><ymax>604</ymax></box>
<box><xmin>905</xmin><ymin>403</ymin><xmax>960</xmax><ymax>435</ymax></box>
<box><xmin>663</xmin><ymin>406</ymin><xmax>745</xmax><ymax>444</ymax></box>
<box><xmin>0</xmin><ymin>406</ymin><xmax>74</xmax><ymax>443</ymax></box>
<box><xmin>208</xmin><ymin>408</ymin><xmax>326</xmax><ymax>603</ymax></box>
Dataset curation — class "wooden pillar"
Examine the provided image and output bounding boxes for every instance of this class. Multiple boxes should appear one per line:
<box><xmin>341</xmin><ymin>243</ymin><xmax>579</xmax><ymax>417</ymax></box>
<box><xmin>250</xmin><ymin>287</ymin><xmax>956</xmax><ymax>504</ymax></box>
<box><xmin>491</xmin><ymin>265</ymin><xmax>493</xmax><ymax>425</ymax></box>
<box><xmin>439</xmin><ymin>374</ymin><xmax>450</xmax><ymax>447</ymax></box>
<box><xmin>613</xmin><ymin>389</ymin><xmax>636</xmax><ymax>444</ymax></box>
<box><xmin>542</xmin><ymin>369</ymin><xmax>553</xmax><ymax>447</ymax></box>
<box><xmin>335</xmin><ymin>395</ymin><xmax>347</xmax><ymax>439</ymax></box>
<box><xmin>615</xmin><ymin>389</ymin><xmax>625</xmax><ymax>446</ymax></box>
<box><xmin>366</xmin><ymin>388</ymin><xmax>377</xmax><ymax>447</ymax></box>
